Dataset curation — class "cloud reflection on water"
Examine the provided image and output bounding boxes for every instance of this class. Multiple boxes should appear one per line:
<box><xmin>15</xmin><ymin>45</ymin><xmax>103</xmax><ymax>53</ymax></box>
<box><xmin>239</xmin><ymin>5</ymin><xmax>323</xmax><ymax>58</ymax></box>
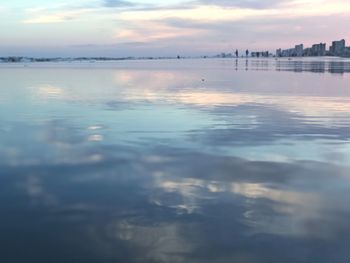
<box><xmin>1</xmin><ymin>59</ymin><xmax>350</xmax><ymax>262</ymax></box>
<box><xmin>1</xmin><ymin>140</ymin><xmax>350</xmax><ymax>262</ymax></box>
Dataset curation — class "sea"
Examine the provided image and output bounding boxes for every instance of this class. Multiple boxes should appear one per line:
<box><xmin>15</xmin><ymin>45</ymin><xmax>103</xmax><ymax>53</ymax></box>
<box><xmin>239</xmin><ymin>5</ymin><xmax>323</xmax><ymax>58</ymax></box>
<box><xmin>1</xmin><ymin>57</ymin><xmax>350</xmax><ymax>262</ymax></box>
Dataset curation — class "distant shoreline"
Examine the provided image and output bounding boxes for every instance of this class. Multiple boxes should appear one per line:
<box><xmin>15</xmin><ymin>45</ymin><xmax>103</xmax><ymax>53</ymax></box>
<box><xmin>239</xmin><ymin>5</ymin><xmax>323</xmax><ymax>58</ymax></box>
<box><xmin>1</xmin><ymin>55</ymin><xmax>350</xmax><ymax>64</ymax></box>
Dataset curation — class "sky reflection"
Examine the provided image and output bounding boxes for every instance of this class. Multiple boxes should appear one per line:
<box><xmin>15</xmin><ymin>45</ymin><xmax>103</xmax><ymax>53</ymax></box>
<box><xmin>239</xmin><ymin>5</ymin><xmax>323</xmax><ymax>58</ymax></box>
<box><xmin>1</xmin><ymin>58</ymin><xmax>350</xmax><ymax>262</ymax></box>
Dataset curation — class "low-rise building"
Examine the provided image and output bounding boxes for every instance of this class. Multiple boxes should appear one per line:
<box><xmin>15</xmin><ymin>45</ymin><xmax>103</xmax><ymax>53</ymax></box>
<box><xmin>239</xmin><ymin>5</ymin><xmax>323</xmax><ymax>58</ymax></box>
<box><xmin>281</xmin><ymin>48</ymin><xmax>295</xmax><ymax>57</ymax></box>
<box><xmin>343</xmin><ymin>47</ymin><xmax>350</xmax><ymax>57</ymax></box>
<box><xmin>303</xmin><ymin>48</ymin><xmax>312</xmax><ymax>56</ymax></box>
<box><xmin>277</xmin><ymin>44</ymin><xmax>303</xmax><ymax>57</ymax></box>
<box><xmin>251</xmin><ymin>51</ymin><xmax>270</xmax><ymax>57</ymax></box>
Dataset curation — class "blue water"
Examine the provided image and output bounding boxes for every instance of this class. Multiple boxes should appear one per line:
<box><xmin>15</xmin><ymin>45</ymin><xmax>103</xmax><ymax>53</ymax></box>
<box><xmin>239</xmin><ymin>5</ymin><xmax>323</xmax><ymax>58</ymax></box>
<box><xmin>1</xmin><ymin>58</ymin><xmax>350</xmax><ymax>263</ymax></box>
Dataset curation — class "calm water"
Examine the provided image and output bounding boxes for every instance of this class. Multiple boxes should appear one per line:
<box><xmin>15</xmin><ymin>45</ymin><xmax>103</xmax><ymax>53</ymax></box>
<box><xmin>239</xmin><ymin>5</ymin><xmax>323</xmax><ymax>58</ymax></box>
<box><xmin>1</xmin><ymin>57</ymin><xmax>350</xmax><ymax>263</ymax></box>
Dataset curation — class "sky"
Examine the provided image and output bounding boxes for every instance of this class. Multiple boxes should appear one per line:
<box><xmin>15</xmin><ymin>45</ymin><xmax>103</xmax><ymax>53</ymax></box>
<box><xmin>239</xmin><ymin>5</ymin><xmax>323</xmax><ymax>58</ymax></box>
<box><xmin>0</xmin><ymin>0</ymin><xmax>350</xmax><ymax>57</ymax></box>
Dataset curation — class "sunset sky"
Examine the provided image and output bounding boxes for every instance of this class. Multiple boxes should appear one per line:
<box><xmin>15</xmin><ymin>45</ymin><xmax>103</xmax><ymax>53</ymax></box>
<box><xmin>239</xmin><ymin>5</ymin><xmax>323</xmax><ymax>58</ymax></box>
<box><xmin>1</xmin><ymin>0</ymin><xmax>350</xmax><ymax>57</ymax></box>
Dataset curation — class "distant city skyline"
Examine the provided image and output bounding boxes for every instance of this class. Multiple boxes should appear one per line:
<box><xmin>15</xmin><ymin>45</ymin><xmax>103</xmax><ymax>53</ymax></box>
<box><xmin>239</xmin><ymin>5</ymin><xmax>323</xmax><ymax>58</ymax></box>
<box><xmin>1</xmin><ymin>0</ymin><xmax>350</xmax><ymax>57</ymax></box>
<box><xmin>276</xmin><ymin>39</ymin><xmax>350</xmax><ymax>57</ymax></box>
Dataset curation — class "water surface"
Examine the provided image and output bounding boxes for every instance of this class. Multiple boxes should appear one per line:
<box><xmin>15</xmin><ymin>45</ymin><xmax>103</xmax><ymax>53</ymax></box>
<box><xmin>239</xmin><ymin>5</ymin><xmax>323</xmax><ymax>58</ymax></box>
<box><xmin>1</xmin><ymin>57</ymin><xmax>350</xmax><ymax>262</ymax></box>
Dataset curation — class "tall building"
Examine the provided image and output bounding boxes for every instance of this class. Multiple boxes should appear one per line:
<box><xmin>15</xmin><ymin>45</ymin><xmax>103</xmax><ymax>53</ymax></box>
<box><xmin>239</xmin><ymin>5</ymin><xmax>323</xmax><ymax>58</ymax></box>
<box><xmin>311</xmin><ymin>43</ymin><xmax>326</xmax><ymax>56</ymax></box>
<box><xmin>276</xmin><ymin>39</ymin><xmax>349</xmax><ymax>57</ymax></box>
<box><xmin>276</xmin><ymin>49</ymin><xmax>282</xmax><ymax>57</ymax></box>
<box><xmin>330</xmin><ymin>39</ymin><xmax>346</xmax><ymax>56</ymax></box>
<box><xmin>295</xmin><ymin>44</ymin><xmax>304</xmax><ymax>56</ymax></box>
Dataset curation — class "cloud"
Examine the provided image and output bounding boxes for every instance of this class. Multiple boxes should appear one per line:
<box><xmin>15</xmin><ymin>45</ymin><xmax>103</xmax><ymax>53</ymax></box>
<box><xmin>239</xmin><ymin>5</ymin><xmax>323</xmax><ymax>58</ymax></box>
<box><xmin>113</xmin><ymin>20</ymin><xmax>205</xmax><ymax>43</ymax></box>
<box><xmin>195</xmin><ymin>0</ymin><xmax>289</xmax><ymax>9</ymax></box>
<box><xmin>102</xmin><ymin>0</ymin><xmax>136</xmax><ymax>8</ymax></box>
<box><xmin>22</xmin><ymin>9</ymin><xmax>93</xmax><ymax>24</ymax></box>
<box><xmin>119</xmin><ymin>5</ymin><xmax>273</xmax><ymax>22</ymax></box>
<box><xmin>10</xmin><ymin>0</ymin><xmax>350</xmax><ymax>56</ymax></box>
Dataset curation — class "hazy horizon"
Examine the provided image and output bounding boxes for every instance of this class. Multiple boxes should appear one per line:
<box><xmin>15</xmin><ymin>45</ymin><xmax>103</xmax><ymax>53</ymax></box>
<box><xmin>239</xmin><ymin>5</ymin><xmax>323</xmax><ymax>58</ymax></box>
<box><xmin>1</xmin><ymin>0</ymin><xmax>350</xmax><ymax>57</ymax></box>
